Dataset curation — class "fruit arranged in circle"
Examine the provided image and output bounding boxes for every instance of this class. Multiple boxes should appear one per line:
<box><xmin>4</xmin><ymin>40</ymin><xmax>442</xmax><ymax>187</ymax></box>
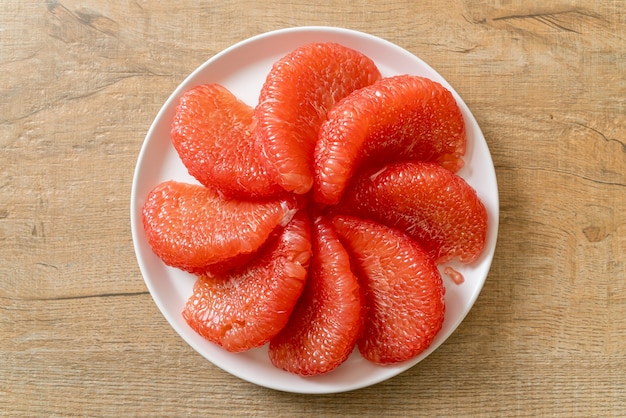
<box><xmin>171</xmin><ymin>84</ymin><xmax>283</xmax><ymax>199</ymax></box>
<box><xmin>332</xmin><ymin>215</ymin><xmax>446</xmax><ymax>365</ymax></box>
<box><xmin>254</xmin><ymin>42</ymin><xmax>381</xmax><ymax>195</ymax></box>
<box><xmin>332</xmin><ymin>161</ymin><xmax>488</xmax><ymax>264</ymax></box>
<box><xmin>314</xmin><ymin>75</ymin><xmax>466</xmax><ymax>205</ymax></box>
<box><xmin>142</xmin><ymin>41</ymin><xmax>490</xmax><ymax>376</ymax></box>
<box><xmin>142</xmin><ymin>180</ymin><xmax>299</xmax><ymax>273</ymax></box>
<box><xmin>268</xmin><ymin>215</ymin><xmax>364</xmax><ymax>375</ymax></box>
<box><xmin>182</xmin><ymin>211</ymin><xmax>312</xmax><ymax>352</ymax></box>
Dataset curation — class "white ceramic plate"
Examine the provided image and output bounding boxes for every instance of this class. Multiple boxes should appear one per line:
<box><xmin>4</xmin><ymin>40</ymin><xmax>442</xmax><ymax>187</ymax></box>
<box><xmin>130</xmin><ymin>26</ymin><xmax>499</xmax><ymax>394</ymax></box>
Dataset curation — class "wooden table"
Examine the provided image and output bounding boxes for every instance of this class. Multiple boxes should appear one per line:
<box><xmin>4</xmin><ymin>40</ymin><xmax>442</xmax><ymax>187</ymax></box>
<box><xmin>2</xmin><ymin>1</ymin><xmax>624</xmax><ymax>416</ymax></box>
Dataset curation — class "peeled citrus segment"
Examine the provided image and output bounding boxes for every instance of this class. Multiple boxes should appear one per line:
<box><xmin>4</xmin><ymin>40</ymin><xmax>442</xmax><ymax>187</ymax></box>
<box><xmin>141</xmin><ymin>180</ymin><xmax>298</xmax><ymax>273</ymax></box>
<box><xmin>332</xmin><ymin>215</ymin><xmax>445</xmax><ymax>365</ymax></box>
<box><xmin>268</xmin><ymin>215</ymin><xmax>364</xmax><ymax>376</ymax></box>
<box><xmin>332</xmin><ymin>161</ymin><xmax>487</xmax><ymax>264</ymax></box>
<box><xmin>314</xmin><ymin>74</ymin><xmax>466</xmax><ymax>205</ymax></box>
<box><xmin>182</xmin><ymin>211</ymin><xmax>312</xmax><ymax>352</ymax></box>
<box><xmin>254</xmin><ymin>42</ymin><xmax>381</xmax><ymax>195</ymax></box>
<box><xmin>171</xmin><ymin>84</ymin><xmax>283</xmax><ymax>199</ymax></box>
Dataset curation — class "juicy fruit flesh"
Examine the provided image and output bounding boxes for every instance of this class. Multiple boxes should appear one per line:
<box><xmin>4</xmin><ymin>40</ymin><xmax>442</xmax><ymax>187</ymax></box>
<box><xmin>254</xmin><ymin>42</ymin><xmax>381</xmax><ymax>195</ymax></box>
<box><xmin>171</xmin><ymin>84</ymin><xmax>283</xmax><ymax>199</ymax></box>
<box><xmin>268</xmin><ymin>215</ymin><xmax>363</xmax><ymax>375</ymax></box>
<box><xmin>314</xmin><ymin>75</ymin><xmax>466</xmax><ymax>205</ymax></box>
<box><xmin>333</xmin><ymin>161</ymin><xmax>487</xmax><ymax>264</ymax></box>
<box><xmin>182</xmin><ymin>211</ymin><xmax>311</xmax><ymax>352</ymax></box>
<box><xmin>142</xmin><ymin>41</ymin><xmax>489</xmax><ymax>376</ymax></box>
<box><xmin>141</xmin><ymin>180</ymin><xmax>297</xmax><ymax>273</ymax></box>
<box><xmin>332</xmin><ymin>216</ymin><xmax>445</xmax><ymax>365</ymax></box>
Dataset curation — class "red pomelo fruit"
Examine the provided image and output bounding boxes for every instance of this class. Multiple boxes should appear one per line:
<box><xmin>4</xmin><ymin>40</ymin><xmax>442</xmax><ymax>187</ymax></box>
<box><xmin>171</xmin><ymin>84</ymin><xmax>283</xmax><ymax>199</ymax></box>
<box><xmin>268</xmin><ymin>214</ymin><xmax>364</xmax><ymax>376</ymax></box>
<box><xmin>332</xmin><ymin>215</ymin><xmax>445</xmax><ymax>365</ymax></box>
<box><xmin>142</xmin><ymin>180</ymin><xmax>299</xmax><ymax>273</ymax></box>
<box><xmin>254</xmin><ymin>42</ymin><xmax>381</xmax><ymax>195</ymax></box>
<box><xmin>314</xmin><ymin>75</ymin><xmax>466</xmax><ymax>205</ymax></box>
<box><xmin>332</xmin><ymin>161</ymin><xmax>487</xmax><ymax>264</ymax></box>
<box><xmin>182</xmin><ymin>211</ymin><xmax>312</xmax><ymax>352</ymax></box>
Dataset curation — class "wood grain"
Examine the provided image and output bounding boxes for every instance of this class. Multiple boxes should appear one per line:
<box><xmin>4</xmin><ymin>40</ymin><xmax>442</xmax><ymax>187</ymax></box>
<box><xmin>1</xmin><ymin>0</ymin><xmax>624</xmax><ymax>416</ymax></box>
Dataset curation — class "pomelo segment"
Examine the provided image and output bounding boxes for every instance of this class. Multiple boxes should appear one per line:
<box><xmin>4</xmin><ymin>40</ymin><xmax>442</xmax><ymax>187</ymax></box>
<box><xmin>254</xmin><ymin>42</ymin><xmax>381</xmax><ymax>195</ymax></box>
<box><xmin>332</xmin><ymin>161</ymin><xmax>487</xmax><ymax>264</ymax></box>
<box><xmin>182</xmin><ymin>211</ymin><xmax>312</xmax><ymax>352</ymax></box>
<box><xmin>268</xmin><ymin>215</ymin><xmax>364</xmax><ymax>376</ymax></box>
<box><xmin>332</xmin><ymin>215</ymin><xmax>445</xmax><ymax>365</ymax></box>
<box><xmin>141</xmin><ymin>180</ymin><xmax>299</xmax><ymax>273</ymax></box>
<box><xmin>314</xmin><ymin>75</ymin><xmax>466</xmax><ymax>205</ymax></box>
<box><xmin>171</xmin><ymin>84</ymin><xmax>283</xmax><ymax>199</ymax></box>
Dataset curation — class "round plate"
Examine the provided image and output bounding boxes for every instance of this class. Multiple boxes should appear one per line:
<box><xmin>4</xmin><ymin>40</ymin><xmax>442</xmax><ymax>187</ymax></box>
<box><xmin>130</xmin><ymin>26</ymin><xmax>499</xmax><ymax>394</ymax></box>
